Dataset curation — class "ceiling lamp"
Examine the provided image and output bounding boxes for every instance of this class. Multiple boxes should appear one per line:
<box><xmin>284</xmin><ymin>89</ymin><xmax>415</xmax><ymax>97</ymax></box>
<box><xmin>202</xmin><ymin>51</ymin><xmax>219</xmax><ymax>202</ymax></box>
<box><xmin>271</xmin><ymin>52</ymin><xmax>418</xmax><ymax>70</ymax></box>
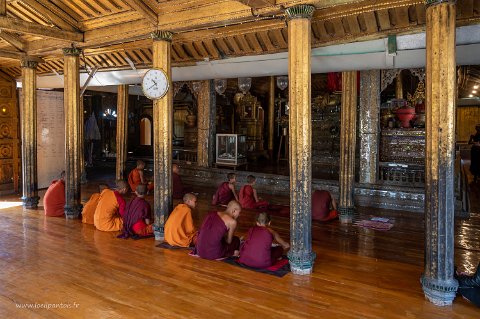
<box><xmin>474</xmin><ymin>85</ymin><xmax>479</xmax><ymax>89</ymax></box>
<box><xmin>469</xmin><ymin>94</ymin><xmax>474</xmax><ymax>98</ymax></box>
<box><xmin>276</xmin><ymin>76</ymin><xmax>288</xmax><ymax>91</ymax></box>
<box><xmin>472</xmin><ymin>90</ymin><xmax>477</xmax><ymax>94</ymax></box>
<box><xmin>238</xmin><ymin>77</ymin><xmax>252</xmax><ymax>94</ymax></box>
<box><xmin>214</xmin><ymin>79</ymin><xmax>227</xmax><ymax>95</ymax></box>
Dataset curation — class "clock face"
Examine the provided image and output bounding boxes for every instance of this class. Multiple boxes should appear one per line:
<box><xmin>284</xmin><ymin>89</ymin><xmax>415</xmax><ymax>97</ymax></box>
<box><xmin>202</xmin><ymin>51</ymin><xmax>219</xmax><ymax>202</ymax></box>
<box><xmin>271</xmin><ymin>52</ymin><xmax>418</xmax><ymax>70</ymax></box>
<box><xmin>142</xmin><ymin>68</ymin><xmax>169</xmax><ymax>100</ymax></box>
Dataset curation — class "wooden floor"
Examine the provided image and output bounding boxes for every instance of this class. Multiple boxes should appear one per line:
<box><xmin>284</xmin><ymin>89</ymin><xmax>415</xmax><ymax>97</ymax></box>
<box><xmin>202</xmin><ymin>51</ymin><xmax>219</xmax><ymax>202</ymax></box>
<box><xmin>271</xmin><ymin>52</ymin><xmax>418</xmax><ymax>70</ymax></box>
<box><xmin>0</xmin><ymin>180</ymin><xmax>479</xmax><ymax>318</ymax></box>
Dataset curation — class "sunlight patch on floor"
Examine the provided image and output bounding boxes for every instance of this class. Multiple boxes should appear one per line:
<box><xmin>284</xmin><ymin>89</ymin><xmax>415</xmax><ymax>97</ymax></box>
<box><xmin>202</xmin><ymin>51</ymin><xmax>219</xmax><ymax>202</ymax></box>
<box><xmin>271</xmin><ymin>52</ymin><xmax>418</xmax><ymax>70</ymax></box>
<box><xmin>0</xmin><ymin>201</ymin><xmax>23</xmax><ymax>210</ymax></box>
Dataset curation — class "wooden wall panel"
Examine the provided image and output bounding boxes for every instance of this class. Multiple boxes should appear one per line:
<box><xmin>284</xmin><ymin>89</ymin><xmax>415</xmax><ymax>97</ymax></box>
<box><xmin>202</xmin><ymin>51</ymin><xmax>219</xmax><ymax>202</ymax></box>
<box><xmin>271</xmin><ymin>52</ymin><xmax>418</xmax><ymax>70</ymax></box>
<box><xmin>456</xmin><ymin>106</ymin><xmax>480</xmax><ymax>143</ymax></box>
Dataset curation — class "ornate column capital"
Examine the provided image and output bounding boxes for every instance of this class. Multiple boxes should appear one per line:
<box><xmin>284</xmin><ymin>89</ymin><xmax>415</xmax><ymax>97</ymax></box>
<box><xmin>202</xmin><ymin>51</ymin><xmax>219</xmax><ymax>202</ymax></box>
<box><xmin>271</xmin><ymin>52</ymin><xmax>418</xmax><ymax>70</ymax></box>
<box><xmin>151</xmin><ymin>30</ymin><xmax>173</xmax><ymax>42</ymax></box>
<box><xmin>63</xmin><ymin>47</ymin><xmax>82</xmax><ymax>56</ymax></box>
<box><xmin>20</xmin><ymin>59</ymin><xmax>38</xmax><ymax>69</ymax></box>
<box><xmin>425</xmin><ymin>0</ymin><xmax>456</xmax><ymax>7</ymax></box>
<box><xmin>285</xmin><ymin>5</ymin><xmax>315</xmax><ymax>20</ymax></box>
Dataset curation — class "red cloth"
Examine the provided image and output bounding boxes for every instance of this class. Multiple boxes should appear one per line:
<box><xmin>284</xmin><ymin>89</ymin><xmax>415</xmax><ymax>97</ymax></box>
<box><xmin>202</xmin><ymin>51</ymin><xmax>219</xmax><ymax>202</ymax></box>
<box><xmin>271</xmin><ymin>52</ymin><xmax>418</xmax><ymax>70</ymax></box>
<box><xmin>239</xmin><ymin>226</ymin><xmax>282</xmax><ymax>268</ymax></box>
<box><xmin>312</xmin><ymin>190</ymin><xmax>337</xmax><ymax>221</ymax></box>
<box><xmin>195</xmin><ymin>211</ymin><xmax>239</xmax><ymax>260</ymax></box>
<box><xmin>44</xmin><ymin>180</ymin><xmax>65</xmax><ymax>217</ymax></box>
<box><xmin>113</xmin><ymin>191</ymin><xmax>126</xmax><ymax>217</ymax></box>
<box><xmin>172</xmin><ymin>172</ymin><xmax>191</xmax><ymax>199</ymax></box>
<box><xmin>239</xmin><ymin>185</ymin><xmax>268</xmax><ymax>209</ymax></box>
<box><xmin>118</xmin><ymin>196</ymin><xmax>151</xmax><ymax>238</ymax></box>
<box><xmin>128</xmin><ymin>168</ymin><xmax>141</xmax><ymax>192</ymax></box>
<box><xmin>212</xmin><ymin>182</ymin><xmax>234</xmax><ymax>205</ymax></box>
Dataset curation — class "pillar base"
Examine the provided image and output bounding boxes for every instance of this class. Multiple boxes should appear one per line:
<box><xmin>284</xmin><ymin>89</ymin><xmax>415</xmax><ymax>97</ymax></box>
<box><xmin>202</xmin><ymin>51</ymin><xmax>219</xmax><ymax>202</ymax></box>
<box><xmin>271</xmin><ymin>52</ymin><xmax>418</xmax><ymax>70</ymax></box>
<box><xmin>338</xmin><ymin>206</ymin><xmax>355</xmax><ymax>224</ymax></box>
<box><xmin>154</xmin><ymin>225</ymin><xmax>165</xmax><ymax>241</ymax></box>
<box><xmin>64</xmin><ymin>204</ymin><xmax>83</xmax><ymax>219</ymax></box>
<box><xmin>421</xmin><ymin>275</ymin><xmax>458</xmax><ymax>306</ymax></box>
<box><xmin>288</xmin><ymin>250</ymin><xmax>316</xmax><ymax>275</ymax></box>
<box><xmin>22</xmin><ymin>196</ymin><xmax>40</xmax><ymax>209</ymax></box>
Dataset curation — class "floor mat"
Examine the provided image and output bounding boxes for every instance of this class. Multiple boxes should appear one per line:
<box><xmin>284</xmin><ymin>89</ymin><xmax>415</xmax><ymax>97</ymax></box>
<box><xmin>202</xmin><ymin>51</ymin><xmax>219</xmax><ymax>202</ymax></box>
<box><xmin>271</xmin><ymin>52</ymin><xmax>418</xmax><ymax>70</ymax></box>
<box><xmin>222</xmin><ymin>256</ymin><xmax>290</xmax><ymax>277</ymax></box>
<box><xmin>156</xmin><ymin>242</ymin><xmax>194</xmax><ymax>249</ymax></box>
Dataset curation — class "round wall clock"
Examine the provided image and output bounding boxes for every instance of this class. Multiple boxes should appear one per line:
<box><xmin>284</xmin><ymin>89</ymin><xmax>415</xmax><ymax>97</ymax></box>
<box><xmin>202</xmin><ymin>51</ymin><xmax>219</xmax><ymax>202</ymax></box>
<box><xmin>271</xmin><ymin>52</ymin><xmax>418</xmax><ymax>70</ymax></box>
<box><xmin>142</xmin><ymin>68</ymin><xmax>170</xmax><ymax>100</ymax></box>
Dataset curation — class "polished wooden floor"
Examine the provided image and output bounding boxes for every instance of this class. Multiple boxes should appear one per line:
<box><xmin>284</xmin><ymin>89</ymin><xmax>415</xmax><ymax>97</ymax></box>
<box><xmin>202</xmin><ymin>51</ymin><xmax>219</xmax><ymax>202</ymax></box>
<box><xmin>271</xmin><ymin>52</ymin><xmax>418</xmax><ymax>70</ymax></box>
<box><xmin>0</xmin><ymin>178</ymin><xmax>479</xmax><ymax>318</ymax></box>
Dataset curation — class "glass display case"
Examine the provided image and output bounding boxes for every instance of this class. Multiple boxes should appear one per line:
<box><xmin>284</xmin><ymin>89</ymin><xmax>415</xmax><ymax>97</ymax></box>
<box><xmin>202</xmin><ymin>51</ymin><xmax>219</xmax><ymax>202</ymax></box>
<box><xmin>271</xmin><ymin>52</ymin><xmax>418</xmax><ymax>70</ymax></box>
<box><xmin>216</xmin><ymin>134</ymin><xmax>247</xmax><ymax>166</ymax></box>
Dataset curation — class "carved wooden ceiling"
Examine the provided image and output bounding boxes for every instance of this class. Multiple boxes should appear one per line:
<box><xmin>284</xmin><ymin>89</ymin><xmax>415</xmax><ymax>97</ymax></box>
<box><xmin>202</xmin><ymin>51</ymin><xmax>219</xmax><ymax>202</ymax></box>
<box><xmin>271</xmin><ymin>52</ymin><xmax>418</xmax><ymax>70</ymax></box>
<box><xmin>0</xmin><ymin>0</ymin><xmax>479</xmax><ymax>79</ymax></box>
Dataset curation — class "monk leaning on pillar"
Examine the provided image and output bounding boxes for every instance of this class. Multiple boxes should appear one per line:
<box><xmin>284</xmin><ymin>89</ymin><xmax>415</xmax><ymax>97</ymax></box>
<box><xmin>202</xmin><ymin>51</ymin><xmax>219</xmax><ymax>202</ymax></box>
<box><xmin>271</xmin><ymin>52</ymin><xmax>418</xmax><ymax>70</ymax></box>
<box><xmin>164</xmin><ymin>192</ymin><xmax>198</xmax><ymax>247</ymax></box>
<box><xmin>43</xmin><ymin>171</ymin><xmax>66</xmax><ymax>217</ymax></box>
<box><xmin>81</xmin><ymin>184</ymin><xmax>109</xmax><ymax>224</ymax></box>
<box><xmin>94</xmin><ymin>180</ymin><xmax>128</xmax><ymax>232</ymax></box>
<box><xmin>311</xmin><ymin>189</ymin><xmax>338</xmax><ymax>222</ymax></box>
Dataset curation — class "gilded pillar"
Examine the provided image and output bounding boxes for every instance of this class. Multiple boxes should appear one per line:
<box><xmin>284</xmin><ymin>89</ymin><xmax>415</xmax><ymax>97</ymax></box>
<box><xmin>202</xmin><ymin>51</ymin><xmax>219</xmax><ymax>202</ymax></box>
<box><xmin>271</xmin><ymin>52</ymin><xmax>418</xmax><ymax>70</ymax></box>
<box><xmin>80</xmin><ymin>97</ymin><xmax>87</xmax><ymax>184</ymax></box>
<box><xmin>395</xmin><ymin>72</ymin><xmax>403</xmax><ymax>99</ymax></box>
<box><xmin>63</xmin><ymin>47</ymin><xmax>83</xmax><ymax>218</ymax></box>
<box><xmin>421</xmin><ymin>0</ymin><xmax>458</xmax><ymax>306</ymax></box>
<box><xmin>285</xmin><ymin>5</ymin><xmax>316</xmax><ymax>275</ymax></box>
<box><xmin>20</xmin><ymin>59</ymin><xmax>39</xmax><ymax>209</ymax></box>
<box><xmin>196</xmin><ymin>80</ymin><xmax>216</xmax><ymax>168</ymax></box>
<box><xmin>359</xmin><ymin>70</ymin><xmax>380</xmax><ymax>184</ymax></box>
<box><xmin>267</xmin><ymin>76</ymin><xmax>275</xmax><ymax>157</ymax></box>
<box><xmin>116</xmin><ymin>84</ymin><xmax>128</xmax><ymax>180</ymax></box>
<box><xmin>338</xmin><ymin>71</ymin><xmax>357</xmax><ymax>223</ymax></box>
<box><xmin>152</xmin><ymin>31</ymin><xmax>173</xmax><ymax>240</ymax></box>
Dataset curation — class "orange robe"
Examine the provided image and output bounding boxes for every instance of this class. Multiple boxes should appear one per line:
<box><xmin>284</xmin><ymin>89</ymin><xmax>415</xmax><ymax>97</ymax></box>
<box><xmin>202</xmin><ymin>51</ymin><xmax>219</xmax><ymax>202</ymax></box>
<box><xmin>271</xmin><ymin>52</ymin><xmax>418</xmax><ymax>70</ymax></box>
<box><xmin>94</xmin><ymin>189</ymin><xmax>125</xmax><ymax>232</ymax></box>
<box><xmin>164</xmin><ymin>203</ymin><xmax>196</xmax><ymax>247</ymax></box>
<box><xmin>44</xmin><ymin>179</ymin><xmax>65</xmax><ymax>217</ymax></box>
<box><xmin>128</xmin><ymin>168</ymin><xmax>154</xmax><ymax>192</ymax></box>
<box><xmin>81</xmin><ymin>193</ymin><xmax>100</xmax><ymax>224</ymax></box>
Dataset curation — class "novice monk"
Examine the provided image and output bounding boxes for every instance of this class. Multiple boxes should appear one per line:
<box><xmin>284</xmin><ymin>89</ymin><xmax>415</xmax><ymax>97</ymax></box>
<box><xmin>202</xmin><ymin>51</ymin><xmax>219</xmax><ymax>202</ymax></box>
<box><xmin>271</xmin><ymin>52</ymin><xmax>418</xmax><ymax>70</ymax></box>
<box><xmin>195</xmin><ymin>200</ymin><xmax>242</xmax><ymax>260</ymax></box>
<box><xmin>212</xmin><ymin>173</ymin><xmax>239</xmax><ymax>205</ymax></box>
<box><xmin>312</xmin><ymin>189</ymin><xmax>338</xmax><ymax>222</ymax></box>
<box><xmin>94</xmin><ymin>180</ymin><xmax>128</xmax><ymax>232</ymax></box>
<box><xmin>82</xmin><ymin>184</ymin><xmax>109</xmax><ymax>224</ymax></box>
<box><xmin>164</xmin><ymin>193</ymin><xmax>197</xmax><ymax>247</ymax></box>
<box><xmin>172</xmin><ymin>163</ymin><xmax>192</xmax><ymax>199</ymax></box>
<box><xmin>44</xmin><ymin>171</ymin><xmax>65</xmax><ymax>217</ymax></box>
<box><xmin>239</xmin><ymin>175</ymin><xmax>268</xmax><ymax>209</ymax></box>
<box><xmin>128</xmin><ymin>160</ymin><xmax>153</xmax><ymax>192</ymax></box>
<box><xmin>239</xmin><ymin>212</ymin><xmax>290</xmax><ymax>268</ymax></box>
<box><xmin>118</xmin><ymin>184</ymin><xmax>153</xmax><ymax>238</ymax></box>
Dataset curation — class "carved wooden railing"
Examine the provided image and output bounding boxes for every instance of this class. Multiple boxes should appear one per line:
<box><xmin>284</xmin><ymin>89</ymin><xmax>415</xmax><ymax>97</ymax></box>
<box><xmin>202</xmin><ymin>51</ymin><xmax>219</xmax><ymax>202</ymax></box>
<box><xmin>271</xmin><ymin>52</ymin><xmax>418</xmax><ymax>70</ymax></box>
<box><xmin>377</xmin><ymin>162</ymin><xmax>425</xmax><ymax>187</ymax></box>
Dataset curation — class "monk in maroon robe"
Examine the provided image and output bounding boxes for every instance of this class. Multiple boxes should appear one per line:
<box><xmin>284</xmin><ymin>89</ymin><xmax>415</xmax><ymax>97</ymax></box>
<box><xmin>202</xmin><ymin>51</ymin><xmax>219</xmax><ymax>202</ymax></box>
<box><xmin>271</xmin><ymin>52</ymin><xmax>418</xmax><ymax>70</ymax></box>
<box><xmin>239</xmin><ymin>212</ymin><xmax>289</xmax><ymax>268</ymax></box>
<box><xmin>172</xmin><ymin>163</ymin><xmax>192</xmax><ymax>199</ymax></box>
<box><xmin>212</xmin><ymin>173</ymin><xmax>239</xmax><ymax>205</ymax></box>
<box><xmin>195</xmin><ymin>200</ymin><xmax>241</xmax><ymax>260</ymax></box>
<box><xmin>312</xmin><ymin>190</ymin><xmax>338</xmax><ymax>222</ymax></box>
<box><xmin>239</xmin><ymin>175</ymin><xmax>268</xmax><ymax>209</ymax></box>
<box><xmin>118</xmin><ymin>184</ymin><xmax>153</xmax><ymax>239</ymax></box>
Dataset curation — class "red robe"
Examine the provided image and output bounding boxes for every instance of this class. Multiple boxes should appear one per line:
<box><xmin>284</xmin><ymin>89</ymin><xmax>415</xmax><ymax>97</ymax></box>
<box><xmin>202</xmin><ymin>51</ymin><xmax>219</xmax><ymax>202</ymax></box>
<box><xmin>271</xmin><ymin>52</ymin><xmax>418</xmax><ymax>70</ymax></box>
<box><xmin>239</xmin><ymin>185</ymin><xmax>268</xmax><ymax>209</ymax></box>
<box><xmin>118</xmin><ymin>197</ymin><xmax>152</xmax><ymax>238</ymax></box>
<box><xmin>212</xmin><ymin>182</ymin><xmax>234</xmax><ymax>205</ymax></box>
<box><xmin>312</xmin><ymin>190</ymin><xmax>338</xmax><ymax>222</ymax></box>
<box><xmin>239</xmin><ymin>226</ymin><xmax>283</xmax><ymax>268</ymax></box>
<box><xmin>44</xmin><ymin>179</ymin><xmax>65</xmax><ymax>217</ymax></box>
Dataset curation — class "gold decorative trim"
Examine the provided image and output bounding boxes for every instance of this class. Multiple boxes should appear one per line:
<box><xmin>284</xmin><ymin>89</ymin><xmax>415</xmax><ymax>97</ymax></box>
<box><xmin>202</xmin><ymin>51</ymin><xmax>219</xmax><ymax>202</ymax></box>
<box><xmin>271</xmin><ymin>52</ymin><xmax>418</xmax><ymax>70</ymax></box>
<box><xmin>285</xmin><ymin>5</ymin><xmax>315</xmax><ymax>20</ymax></box>
<box><xmin>151</xmin><ymin>30</ymin><xmax>173</xmax><ymax>42</ymax></box>
<box><xmin>62</xmin><ymin>47</ymin><xmax>82</xmax><ymax>56</ymax></box>
<box><xmin>20</xmin><ymin>60</ymin><xmax>38</xmax><ymax>69</ymax></box>
<box><xmin>425</xmin><ymin>0</ymin><xmax>456</xmax><ymax>7</ymax></box>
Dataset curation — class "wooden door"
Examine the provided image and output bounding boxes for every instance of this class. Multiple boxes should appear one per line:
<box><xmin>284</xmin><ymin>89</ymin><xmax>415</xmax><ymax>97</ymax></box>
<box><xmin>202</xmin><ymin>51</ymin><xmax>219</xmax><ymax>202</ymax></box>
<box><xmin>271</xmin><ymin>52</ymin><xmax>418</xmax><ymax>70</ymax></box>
<box><xmin>0</xmin><ymin>78</ymin><xmax>19</xmax><ymax>194</ymax></box>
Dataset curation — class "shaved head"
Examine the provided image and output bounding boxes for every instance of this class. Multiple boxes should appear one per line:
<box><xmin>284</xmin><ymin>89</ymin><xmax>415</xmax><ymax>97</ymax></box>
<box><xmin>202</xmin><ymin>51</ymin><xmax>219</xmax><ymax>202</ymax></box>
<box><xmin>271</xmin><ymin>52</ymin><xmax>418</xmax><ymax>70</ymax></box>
<box><xmin>173</xmin><ymin>163</ymin><xmax>179</xmax><ymax>173</ymax></box>
<box><xmin>116</xmin><ymin>180</ymin><xmax>128</xmax><ymax>193</ymax></box>
<box><xmin>226</xmin><ymin>200</ymin><xmax>241</xmax><ymax>219</ymax></box>
<box><xmin>183</xmin><ymin>192</ymin><xmax>197</xmax><ymax>209</ymax></box>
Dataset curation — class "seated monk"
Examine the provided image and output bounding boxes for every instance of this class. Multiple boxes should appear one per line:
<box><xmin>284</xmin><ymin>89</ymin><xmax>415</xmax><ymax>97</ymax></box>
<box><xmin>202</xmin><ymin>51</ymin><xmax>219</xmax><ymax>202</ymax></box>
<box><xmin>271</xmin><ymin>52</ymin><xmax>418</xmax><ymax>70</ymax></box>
<box><xmin>172</xmin><ymin>163</ymin><xmax>192</xmax><ymax>199</ymax></box>
<box><xmin>239</xmin><ymin>175</ymin><xmax>268</xmax><ymax>209</ymax></box>
<box><xmin>239</xmin><ymin>212</ymin><xmax>290</xmax><ymax>268</ymax></box>
<box><xmin>195</xmin><ymin>200</ymin><xmax>242</xmax><ymax>260</ymax></box>
<box><xmin>81</xmin><ymin>184</ymin><xmax>109</xmax><ymax>224</ymax></box>
<box><xmin>44</xmin><ymin>171</ymin><xmax>65</xmax><ymax>217</ymax></box>
<box><xmin>118</xmin><ymin>184</ymin><xmax>153</xmax><ymax>238</ymax></box>
<box><xmin>212</xmin><ymin>173</ymin><xmax>239</xmax><ymax>206</ymax></box>
<box><xmin>164</xmin><ymin>193</ymin><xmax>198</xmax><ymax>247</ymax></box>
<box><xmin>128</xmin><ymin>160</ymin><xmax>153</xmax><ymax>193</ymax></box>
<box><xmin>312</xmin><ymin>189</ymin><xmax>338</xmax><ymax>222</ymax></box>
<box><xmin>94</xmin><ymin>180</ymin><xmax>128</xmax><ymax>232</ymax></box>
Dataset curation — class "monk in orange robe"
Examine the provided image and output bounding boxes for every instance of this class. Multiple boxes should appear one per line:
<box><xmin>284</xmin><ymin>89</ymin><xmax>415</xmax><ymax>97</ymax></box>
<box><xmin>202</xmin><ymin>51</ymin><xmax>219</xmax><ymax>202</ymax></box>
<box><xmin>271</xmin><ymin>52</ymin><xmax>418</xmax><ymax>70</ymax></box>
<box><xmin>44</xmin><ymin>171</ymin><xmax>65</xmax><ymax>217</ymax></box>
<box><xmin>128</xmin><ymin>160</ymin><xmax>153</xmax><ymax>192</ymax></box>
<box><xmin>312</xmin><ymin>189</ymin><xmax>338</xmax><ymax>222</ymax></box>
<box><xmin>239</xmin><ymin>175</ymin><xmax>268</xmax><ymax>209</ymax></box>
<box><xmin>81</xmin><ymin>184</ymin><xmax>109</xmax><ymax>224</ymax></box>
<box><xmin>94</xmin><ymin>180</ymin><xmax>128</xmax><ymax>232</ymax></box>
<box><xmin>164</xmin><ymin>193</ymin><xmax>198</xmax><ymax>247</ymax></box>
<box><xmin>212</xmin><ymin>173</ymin><xmax>239</xmax><ymax>205</ymax></box>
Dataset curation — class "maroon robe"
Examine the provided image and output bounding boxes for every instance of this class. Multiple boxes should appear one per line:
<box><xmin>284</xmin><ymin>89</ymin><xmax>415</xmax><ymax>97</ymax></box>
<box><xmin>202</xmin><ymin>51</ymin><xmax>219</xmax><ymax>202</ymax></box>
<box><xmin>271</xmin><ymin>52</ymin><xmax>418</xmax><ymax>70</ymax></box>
<box><xmin>312</xmin><ymin>190</ymin><xmax>338</xmax><ymax>222</ymax></box>
<box><xmin>118</xmin><ymin>197</ymin><xmax>152</xmax><ymax>239</ymax></box>
<box><xmin>173</xmin><ymin>172</ymin><xmax>192</xmax><ymax>199</ymax></box>
<box><xmin>195</xmin><ymin>212</ymin><xmax>240</xmax><ymax>260</ymax></box>
<box><xmin>239</xmin><ymin>226</ymin><xmax>283</xmax><ymax>268</ymax></box>
<box><xmin>239</xmin><ymin>185</ymin><xmax>268</xmax><ymax>209</ymax></box>
<box><xmin>212</xmin><ymin>182</ymin><xmax>234</xmax><ymax>205</ymax></box>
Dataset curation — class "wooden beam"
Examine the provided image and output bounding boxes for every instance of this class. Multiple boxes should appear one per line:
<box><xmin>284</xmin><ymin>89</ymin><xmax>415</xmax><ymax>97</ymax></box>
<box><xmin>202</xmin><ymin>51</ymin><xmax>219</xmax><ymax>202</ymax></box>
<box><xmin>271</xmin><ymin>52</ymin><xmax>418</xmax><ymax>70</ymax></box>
<box><xmin>0</xmin><ymin>31</ymin><xmax>26</xmax><ymax>51</ymax></box>
<box><xmin>0</xmin><ymin>16</ymin><xmax>83</xmax><ymax>42</ymax></box>
<box><xmin>0</xmin><ymin>49</ymin><xmax>44</xmax><ymax>63</ymax></box>
<box><xmin>237</xmin><ymin>0</ymin><xmax>276</xmax><ymax>9</ymax></box>
<box><xmin>0</xmin><ymin>0</ymin><xmax>5</xmax><ymax>16</ymax></box>
<box><xmin>125</xmin><ymin>0</ymin><xmax>158</xmax><ymax>25</ymax></box>
<box><xmin>24</xmin><ymin>0</ymin><xmax>78</xmax><ymax>31</ymax></box>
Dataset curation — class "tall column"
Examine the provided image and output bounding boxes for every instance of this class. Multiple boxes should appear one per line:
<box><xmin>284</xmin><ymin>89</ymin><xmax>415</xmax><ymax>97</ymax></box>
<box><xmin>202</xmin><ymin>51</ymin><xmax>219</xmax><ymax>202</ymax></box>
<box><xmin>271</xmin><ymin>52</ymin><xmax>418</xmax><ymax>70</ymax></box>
<box><xmin>152</xmin><ymin>30</ymin><xmax>173</xmax><ymax>240</ymax></box>
<box><xmin>197</xmin><ymin>80</ymin><xmax>216</xmax><ymax>168</ymax></box>
<box><xmin>267</xmin><ymin>76</ymin><xmax>275</xmax><ymax>158</ymax></box>
<box><xmin>63</xmin><ymin>47</ymin><xmax>83</xmax><ymax>219</ymax></box>
<box><xmin>421</xmin><ymin>0</ymin><xmax>458</xmax><ymax>306</ymax></box>
<box><xmin>285</xmin><ymin>5</ymin><xmax>316</xmax><ymax>275</ymax></box>
<box><xmin>20</xmin><ymin>59</ymin><xmax>39</xmax><ymax>209</ymax></box>
<box><xmin>395</xmin><ymin>72</ymin><xmax>403</xmax><ymax>99</ymax></box>
<box><xmin>116</xmin><ymin>84</ymin><xmax>128</xmax><ymax>180</ymax></box>
<box><xmin>359</xmin><ymin>70</ymin><xmax>380</xmax><ymax>184</ymax></box>
<box><xmin>80</xmin><ymin>97</ymin><xmax>87</xmax><ymax>184</ymax></box>
<box><xmin>338</xmin><ymin>71</ymin><xmax>357</xmax><ymax>223</ymax></box>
